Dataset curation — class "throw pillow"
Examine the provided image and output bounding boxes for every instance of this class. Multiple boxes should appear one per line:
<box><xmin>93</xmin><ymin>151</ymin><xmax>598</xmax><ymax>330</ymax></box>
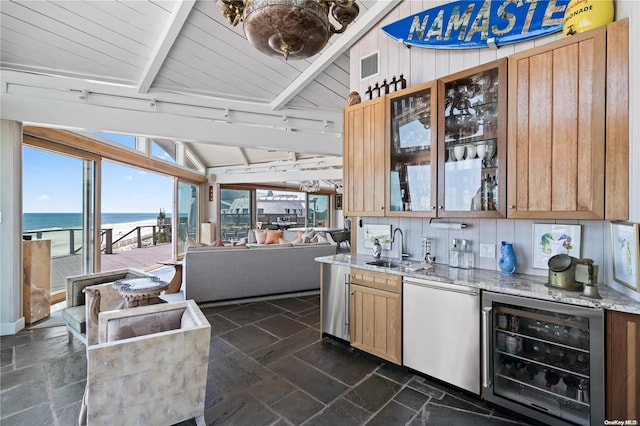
<box><xmin>185</xmin><ymin>235</ymin><xmax>206</xmax><ymax>248</ymax></box>
<box><xmin>265</xmin><ymin>230</ymin><xmax>283</xmax><ymax>244</ymax></box>
<box><xmin>299</xmin><ymin>229</ymin><xmax>315</xmax><ymax>242</ymax></box>
<box><xmin>313</xmin><ymin>233</ymin><xmax>329</xmax><ymax>244</ymax></box>
<box><xmin>253</xmin><ymin>229</ymin><xmax>267</xmax><ymax>244</ymax></box>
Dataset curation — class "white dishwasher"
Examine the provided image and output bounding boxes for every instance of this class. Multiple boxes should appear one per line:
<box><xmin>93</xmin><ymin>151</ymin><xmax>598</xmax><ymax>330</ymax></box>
<box><xmin>403</xmin><ymin>277</ymin><xmax>481</xmax><ymax>395</ymax></box>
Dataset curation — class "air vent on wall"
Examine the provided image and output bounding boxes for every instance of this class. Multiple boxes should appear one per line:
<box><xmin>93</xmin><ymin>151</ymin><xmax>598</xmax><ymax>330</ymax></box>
<box><xmin>360</xmin><ymin>51</ymin><xmax>379</xmax><ymax>80</ymax></box>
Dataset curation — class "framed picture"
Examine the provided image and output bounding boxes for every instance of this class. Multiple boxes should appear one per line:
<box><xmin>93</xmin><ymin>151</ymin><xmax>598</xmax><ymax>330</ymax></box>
<box><xmin>335</xmin><ymin>193</ymin><xmax>343</xmax><ymax>210</ymax></box>
<box><xmin>363</xmin><ymin>224</ymin><xmax>392</xmax><ymax>250</ymax></box>
<box><xmin>611</xmin><ymin>221</ymin><xmax>640</xmax><ymax>290</ymax></box>
<box><xmin>532</xmin><ymin>223</ymin><xmax>582</xmax><ymax>269</ymax></box>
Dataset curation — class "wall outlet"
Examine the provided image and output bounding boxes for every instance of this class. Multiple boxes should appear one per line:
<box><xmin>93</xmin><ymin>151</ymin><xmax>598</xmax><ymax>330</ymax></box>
<box><xmin>480</xmin><ymin>243</ymin><xmax>495</xmax><ymax>258</ymax></box>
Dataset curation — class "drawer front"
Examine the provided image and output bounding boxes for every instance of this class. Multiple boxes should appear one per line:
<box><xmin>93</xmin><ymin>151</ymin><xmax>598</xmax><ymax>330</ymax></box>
<box><xmin>350</xmin><ymin>268</ymin><xmax>402</xmax><ymax>293</ymax></box>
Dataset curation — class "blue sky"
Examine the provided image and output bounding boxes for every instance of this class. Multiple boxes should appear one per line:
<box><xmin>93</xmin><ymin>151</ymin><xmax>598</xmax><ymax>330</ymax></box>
<box><xmin>23</xmin><ymin>134</ymin><xmax>173</xmax><ymax>213</ymax></box>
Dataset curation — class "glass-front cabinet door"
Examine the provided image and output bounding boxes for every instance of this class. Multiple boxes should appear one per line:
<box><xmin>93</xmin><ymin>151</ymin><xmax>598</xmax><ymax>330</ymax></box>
<box><xmin>386</xmin><ymin>80</ymin><xmax>438</xmax><ymax>217</ymax></box>
<box><xmin>437</xmin><ymin>58</ymin><xmax>507</xmax><ymax>218</ymax></box>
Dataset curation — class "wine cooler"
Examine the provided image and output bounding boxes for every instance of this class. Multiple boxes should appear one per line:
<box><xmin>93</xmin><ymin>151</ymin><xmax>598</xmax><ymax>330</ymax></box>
<box><xmin>482</xmin><ymin>292</ymin><xmax>604</xmax><ymax>425</ymax></box>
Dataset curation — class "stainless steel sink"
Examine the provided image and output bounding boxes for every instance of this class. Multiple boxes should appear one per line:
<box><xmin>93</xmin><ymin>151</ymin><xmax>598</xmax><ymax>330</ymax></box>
<box><xmin>365</xmin><ymin>259</ymin><xmax>431</xmax><ymax>271</ymax></box>
<box><xmin>366</xmin><ymin>259</ymin><xmax>405</xmax><ymax>268</ymax></box>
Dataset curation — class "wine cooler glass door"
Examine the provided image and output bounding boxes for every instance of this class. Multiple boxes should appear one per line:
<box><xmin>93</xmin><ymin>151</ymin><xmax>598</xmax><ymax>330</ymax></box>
<box><xmin>483</xmin><ymin>292</ymin><xmax>604</xmax><ymax>426</ymax></box>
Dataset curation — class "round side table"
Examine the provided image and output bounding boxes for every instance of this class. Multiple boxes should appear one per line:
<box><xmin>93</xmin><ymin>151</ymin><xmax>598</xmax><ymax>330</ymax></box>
<box><xmin>112</xmin><ymin>276</ymin><xmax>169</xmax><ymax>308</ymax></box>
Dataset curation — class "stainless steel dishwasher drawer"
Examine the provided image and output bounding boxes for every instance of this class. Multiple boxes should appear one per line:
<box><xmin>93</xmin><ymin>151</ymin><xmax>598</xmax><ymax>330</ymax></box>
<box><xmin>403</xmin><ymin>278</ymin><xmax>481</xmax><ymax>395</ymax></box>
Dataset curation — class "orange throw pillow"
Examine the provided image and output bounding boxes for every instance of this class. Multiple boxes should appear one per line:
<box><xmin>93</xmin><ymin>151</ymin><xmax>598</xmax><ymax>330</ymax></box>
<box><xmin>265</xmin><ymin>230</ymin><xmax>283</xmax><ymax>244</ymax></box>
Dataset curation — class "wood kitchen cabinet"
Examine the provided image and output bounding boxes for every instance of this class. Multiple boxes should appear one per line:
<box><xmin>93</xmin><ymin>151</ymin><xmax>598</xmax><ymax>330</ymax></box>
<box><xmin>437</xmin><ymin>58</ymin><xmax>507</xmax><ymax>218</ymax></box>
<box><xmin>385</xmin><ymin>80</ymin><xmax>438</xmax><ymax>217</ymax></box>
<box><xmin>349</xmin><ymin>268</ymin><xmax>402</xmax><ymax>364</ymax></box>
<box><xmin>606</xmin><ymin>310</ymin><xmax>640</xmax><ymax>421</ymax></box>
<box><xmin>507</xmin><ymin>19</ymin><xmax>628</xmax><ymax>220</ymax></box>
<box><xmin>343</xmin><ymin>97</ymin><xmax>386</xmax><ymax>217</ymax></box>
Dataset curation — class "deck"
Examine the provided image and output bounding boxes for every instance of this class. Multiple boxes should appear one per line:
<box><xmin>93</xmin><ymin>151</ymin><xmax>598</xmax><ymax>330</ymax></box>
<box><xmin>51</xmin><ymin>243</ymin><xmax>173</xmax><ymax>293</ymax></box>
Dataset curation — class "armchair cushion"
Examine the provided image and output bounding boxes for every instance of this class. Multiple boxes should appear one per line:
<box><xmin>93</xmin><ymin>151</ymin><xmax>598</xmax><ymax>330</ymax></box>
<box><xmin>61</xmin><ymin>305</ymin><xmax>86</xmax><ymax>335</ymax></box>
<box><xmin>104</xmin><ymin>308</ymin><xmax>185</xmax><ymax>342</ymax></box>
<box><xmin>63</xmin><ymin>268</ymin><xmax>150</xmax><ymax>344</ymax></box>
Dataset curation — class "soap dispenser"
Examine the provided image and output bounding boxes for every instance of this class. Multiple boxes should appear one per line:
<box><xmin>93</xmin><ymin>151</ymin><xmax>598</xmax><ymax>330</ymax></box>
<box><xmin>459</xmin><ymin>239</ymin><xmax>474</xmax><ymax>269</ymax></box>
<box><xmin>449</xmin><ymin>239</ymin><xmax>459</xmax><ymax>268</ymax></box>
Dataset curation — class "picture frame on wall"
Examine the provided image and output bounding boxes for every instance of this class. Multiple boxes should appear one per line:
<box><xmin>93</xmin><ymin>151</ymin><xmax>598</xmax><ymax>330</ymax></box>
<box><xmin>335</xmin><ymin>194</ymin><xmax>342</xmax><ymax>210</ymax></box>
<box><xmin>532</xmin><ymin>223</ymin><xmax>582</xmax><ymax>269</ymax></box>
<box><xmin>611</xmin><ymin>221</ymin><xmax>640</xmax><ymax>291</ymax></box>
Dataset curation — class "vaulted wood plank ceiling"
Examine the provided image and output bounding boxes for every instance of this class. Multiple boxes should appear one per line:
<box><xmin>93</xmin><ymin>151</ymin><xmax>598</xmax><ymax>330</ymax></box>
<box><xmin>0</xmin><ymin>0</ymin><xmax>396</xmax><ymax>183</ymax></box>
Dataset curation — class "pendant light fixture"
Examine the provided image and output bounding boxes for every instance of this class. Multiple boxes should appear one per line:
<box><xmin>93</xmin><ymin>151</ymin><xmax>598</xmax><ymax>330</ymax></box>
<box><xmin>216</xmin><ymin>0</ymin><xmax>359</xmax><ymax>60</ymax></box>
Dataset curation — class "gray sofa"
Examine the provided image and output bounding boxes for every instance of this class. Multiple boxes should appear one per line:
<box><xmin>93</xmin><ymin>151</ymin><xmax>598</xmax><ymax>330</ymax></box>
<box><xmin>183</xmin><ymin>243</ymin><xmax>336</xmax><ymax>304</ymax></box>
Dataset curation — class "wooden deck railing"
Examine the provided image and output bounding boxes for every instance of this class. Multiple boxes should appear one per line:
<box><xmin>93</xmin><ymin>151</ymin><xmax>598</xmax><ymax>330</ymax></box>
<box><xmin>24</xmin><ymin>225</ymin><xmax>172</xmax><ymax>257</ymax></box>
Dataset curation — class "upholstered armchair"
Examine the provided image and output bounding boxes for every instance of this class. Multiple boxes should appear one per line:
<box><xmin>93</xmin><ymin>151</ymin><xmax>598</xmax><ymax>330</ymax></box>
<box><xmin>80</xmin><ymin>300</ymin><xmax>210</xmax><ymax>426</ymax></box>
<box><xmin>62</xmin><ymin>269</ymin><xmax>150</xmax><ymax>344</ymax></box>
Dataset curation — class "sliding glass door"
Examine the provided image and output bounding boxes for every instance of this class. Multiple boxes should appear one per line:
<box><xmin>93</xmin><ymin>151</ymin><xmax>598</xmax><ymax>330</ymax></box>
<box><xmin>177</xmin><ymin>181</ymin><xmax>199</xmax><ymax>256</ymax></box>
<box><xmin>22</xmin><ymin>146</ymin><xmax>97</xmax><ymax>303</ymax></box>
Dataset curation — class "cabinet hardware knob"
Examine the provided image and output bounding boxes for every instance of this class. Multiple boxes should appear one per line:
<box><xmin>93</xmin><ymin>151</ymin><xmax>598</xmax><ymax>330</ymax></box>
<box><xmin>439</xmin><ymin>205</ymin><xmax>444</xmax><ymax>209</ymax></box>
<box><xmin>350</xmin><ymin>292</ymin><xmax>354</xmax><ymax>295</ymax></box>
<box><xmin>508</xmin><ymin>205</ymin><xmax>515</xmax><ymax>209</ymax></box>
<box><xmin>431</xmin><ymin>206</ymin><xmax>436</xmax><ymax>210</ymax></box>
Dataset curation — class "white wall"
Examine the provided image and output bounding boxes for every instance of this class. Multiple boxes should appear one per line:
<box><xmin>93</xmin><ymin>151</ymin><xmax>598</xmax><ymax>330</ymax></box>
<box><xmin>349</xmin><ymin>1</ymin><xmax>640</xmax><ymax>302</ymax></box>
<box><xmin>0</xmin><ymin>120</ymin><xmax>26</xmax><ymax>335</ymax></box>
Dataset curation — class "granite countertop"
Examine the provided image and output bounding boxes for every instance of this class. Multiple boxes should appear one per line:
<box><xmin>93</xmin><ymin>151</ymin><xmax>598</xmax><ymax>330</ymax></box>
<box><xmin>316</xmin><ymin>253</ymin><xmax>640</xmax><ymax>315</ymax></box>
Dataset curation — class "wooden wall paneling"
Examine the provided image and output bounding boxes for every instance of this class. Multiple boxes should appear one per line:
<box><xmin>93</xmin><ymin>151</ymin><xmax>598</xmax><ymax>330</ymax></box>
<box><xmin>551</xmin><ymin>43</ymin><xmax>579</xmax><ymax>212</ymax></box>
<box><xmin>513</xmin><ymin>219</ymin><xmax>535</xmax><ymax>274</ymax></box>
<box><xmin>580</xmin><ymin>220</ymin><xmax>605</xmax><ymax>270</ymax></box>
<box><xmin>494</xmin><ymin>218</ymin><xmax>516</xmax><ymax>259</ymax></box>
<box><xmin>477</xmin><ymin>218</ymin><xmax>498</xmax><ymax>270</ymax></box>
<box><xmin>605</xmin><ymin>18</ymin><xmax>629</xmax><ymax>220</ymax></box>
<box><xmin>478</xmin><ymin>46</ymin><xmax>497</xmax><ymax>66</ymax></box>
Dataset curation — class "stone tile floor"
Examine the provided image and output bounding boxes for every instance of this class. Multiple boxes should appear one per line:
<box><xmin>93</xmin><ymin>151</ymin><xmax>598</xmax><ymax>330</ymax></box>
<box><xmin>1</xmin><ymin>294</ymin><xmax>535</xmax><ymax>425</ymax></box>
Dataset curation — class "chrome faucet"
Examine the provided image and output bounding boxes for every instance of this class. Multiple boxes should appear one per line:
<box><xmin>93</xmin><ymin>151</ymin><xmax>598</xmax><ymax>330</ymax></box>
<box><xmin>392</xmin><ymin>227</ymin><xmax>404</xmax><ymax>260</ymax></box>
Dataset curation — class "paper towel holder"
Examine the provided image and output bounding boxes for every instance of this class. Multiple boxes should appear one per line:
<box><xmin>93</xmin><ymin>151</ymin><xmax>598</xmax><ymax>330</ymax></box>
<box><xmin>429</xmin><ymin>219</ymin><xmax>467</xmax><ymax>229</ymax></box>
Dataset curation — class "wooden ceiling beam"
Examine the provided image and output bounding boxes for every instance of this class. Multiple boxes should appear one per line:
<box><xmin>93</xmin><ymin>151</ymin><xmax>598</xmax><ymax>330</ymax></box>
<box><xmin>269</xmin><ymin>1</ymin><xmax>397</xmax><ymax>111</ymax></box>
<box><xmin>137</xmin><ymin>0</ymin><xmax>196</xmax><ymax>94</ymax></box>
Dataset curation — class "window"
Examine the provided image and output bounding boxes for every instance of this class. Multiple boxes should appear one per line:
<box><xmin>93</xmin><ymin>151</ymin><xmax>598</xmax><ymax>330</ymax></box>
<box><xmin>256</xmin><ymin>190</ymin><xmax>304</xmax><ymax>229</ymax></box>
<box><xmin>220</xmin><ymin>187</ymin><xmax>333</xmax><ymax>238</ymax></box>
<box><xmin>92</xmin><ymin>131</ymin><xmax>136</xmax><ymax>149</ymax></box>
<box><xmin>152</xmin><ymin>139</ymin><xmax>176</xmax><ymax>163</ymax></box>
<box><xmin>308</xmin><ymin>194</ymin><xmax>329</xmax><ymax>227</ymax></box>
<box><xmin>177</xmin><ymin>182</ymin><xmax>199</xmax><ymax>255</ymax></box>
<box><xmin>220</xmin><ymin>189</ymin><xmax>252</xmax><ymax>242</ymax></box>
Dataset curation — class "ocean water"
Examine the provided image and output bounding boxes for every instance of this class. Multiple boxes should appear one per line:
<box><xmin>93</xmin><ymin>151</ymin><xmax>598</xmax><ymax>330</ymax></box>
<box><xmin>23</xmin><ymin>213</ymin><xmax>167</xmax><ymax>232</ymax></box>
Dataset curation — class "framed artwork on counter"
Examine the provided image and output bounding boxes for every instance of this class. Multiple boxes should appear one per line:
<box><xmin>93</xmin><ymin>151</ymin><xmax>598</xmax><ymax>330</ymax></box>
<box><xmin>335</xmin><ymin>194</ymin><xmax>342</xmax><ymax>210</ymax></box>
<box><xmin>611</xmin><ymin>221</ymin><xmax>640</xmax><ymax>291</ymax></box>
<box><xmin>532</xmin><ymin>223</ymin><xmax>582</xmax><ymax>269</ymax></box>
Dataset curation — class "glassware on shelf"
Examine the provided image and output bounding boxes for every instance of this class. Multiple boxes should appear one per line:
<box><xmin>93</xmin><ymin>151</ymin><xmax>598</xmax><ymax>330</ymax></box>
<box><xmin>388</xmin><ymin>82</ymin><xmax>436</xmax><ymax>215</ymax></box>
<box><xmin>466</xmin><ymin>144</ymin><xmax>477</xmax><ymax>159</ymax></box>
